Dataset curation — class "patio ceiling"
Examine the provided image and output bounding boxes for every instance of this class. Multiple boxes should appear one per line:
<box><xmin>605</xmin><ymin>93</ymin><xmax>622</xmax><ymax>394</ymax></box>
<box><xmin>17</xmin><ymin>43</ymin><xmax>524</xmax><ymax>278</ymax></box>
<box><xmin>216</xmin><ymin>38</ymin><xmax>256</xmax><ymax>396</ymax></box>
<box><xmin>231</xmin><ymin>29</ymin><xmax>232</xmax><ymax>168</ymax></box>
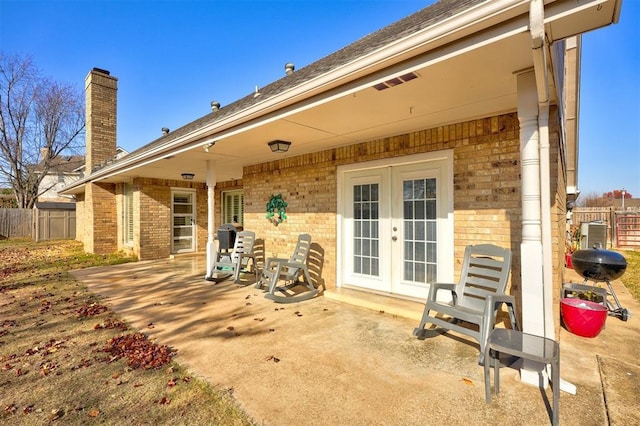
<box><xmin>87</xmin><ymin>0</ymin><xmax>620</xmax><ymax>186</ymax></box>
<box><xmin>99</xmin><ymin>33</ymin><xmax>536</xmax><ymax>184</ymax></box>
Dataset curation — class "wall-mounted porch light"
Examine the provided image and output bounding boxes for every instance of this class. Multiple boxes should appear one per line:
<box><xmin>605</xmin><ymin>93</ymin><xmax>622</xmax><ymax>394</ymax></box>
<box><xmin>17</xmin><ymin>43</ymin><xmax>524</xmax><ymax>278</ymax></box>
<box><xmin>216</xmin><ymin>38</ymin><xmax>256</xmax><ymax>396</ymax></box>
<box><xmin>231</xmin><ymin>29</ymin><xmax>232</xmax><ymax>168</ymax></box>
<box><xmin>181</xmin><ymin>173</ymin><xmax>195</xmax><ymax>180</ymax></box>
<box><xmin>268</xmin><ymin>140</ymin><xmax>291</xmax><ymax>153</ymax></box>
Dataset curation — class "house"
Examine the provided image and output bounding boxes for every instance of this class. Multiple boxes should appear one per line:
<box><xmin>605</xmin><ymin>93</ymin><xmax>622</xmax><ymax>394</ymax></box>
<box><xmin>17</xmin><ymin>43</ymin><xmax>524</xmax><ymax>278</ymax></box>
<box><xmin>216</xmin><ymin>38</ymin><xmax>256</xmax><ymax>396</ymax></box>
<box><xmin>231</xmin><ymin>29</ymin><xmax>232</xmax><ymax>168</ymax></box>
<box><xmin>35</xmin><ymin>147</ymin><xmax>128</xmax><ymax>202</ymax></box>
<box><xmin>34</xmin><ymin>151</ymin><xmax>84</xmax><ymax>203</ymax></box>
<box><xmin>61</xmin><ymin>0</ymin><xmax>623</xmax><ymax>386</ymax></box>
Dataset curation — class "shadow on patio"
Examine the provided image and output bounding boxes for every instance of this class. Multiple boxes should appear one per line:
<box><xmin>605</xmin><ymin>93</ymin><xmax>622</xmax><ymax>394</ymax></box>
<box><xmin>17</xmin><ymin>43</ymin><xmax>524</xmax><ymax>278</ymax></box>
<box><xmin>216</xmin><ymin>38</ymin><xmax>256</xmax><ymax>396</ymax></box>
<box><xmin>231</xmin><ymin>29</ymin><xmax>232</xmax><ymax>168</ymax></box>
<box><xmin>72</xmin><ymin>256</ymin><xmax>640</xmax><ymax>425</ymax></box>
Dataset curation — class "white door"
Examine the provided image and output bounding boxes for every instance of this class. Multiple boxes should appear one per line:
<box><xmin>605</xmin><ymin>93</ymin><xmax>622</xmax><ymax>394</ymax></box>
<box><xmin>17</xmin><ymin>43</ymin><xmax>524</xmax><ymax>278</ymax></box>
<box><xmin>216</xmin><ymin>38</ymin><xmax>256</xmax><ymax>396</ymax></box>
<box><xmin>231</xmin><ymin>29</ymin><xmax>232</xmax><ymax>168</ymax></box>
<box><xmin>340</xmin><ymin>154</ymin><xmax>453</xmax><ymax>299</ymax></box>
<box><xmin>171</xmin><ymin>190</ymin><xmax>196</xmax><ymax>253</ymax></box>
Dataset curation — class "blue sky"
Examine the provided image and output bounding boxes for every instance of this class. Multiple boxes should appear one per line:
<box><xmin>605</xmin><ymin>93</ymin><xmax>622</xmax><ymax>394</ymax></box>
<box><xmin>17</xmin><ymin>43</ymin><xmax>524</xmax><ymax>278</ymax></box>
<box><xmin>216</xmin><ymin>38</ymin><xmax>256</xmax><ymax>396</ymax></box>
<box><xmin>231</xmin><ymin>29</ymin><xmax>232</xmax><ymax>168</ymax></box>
<box><xmin>1</xmin><ymin>0</ymin><xmax>638</xmax><ymax>197</ymax></box>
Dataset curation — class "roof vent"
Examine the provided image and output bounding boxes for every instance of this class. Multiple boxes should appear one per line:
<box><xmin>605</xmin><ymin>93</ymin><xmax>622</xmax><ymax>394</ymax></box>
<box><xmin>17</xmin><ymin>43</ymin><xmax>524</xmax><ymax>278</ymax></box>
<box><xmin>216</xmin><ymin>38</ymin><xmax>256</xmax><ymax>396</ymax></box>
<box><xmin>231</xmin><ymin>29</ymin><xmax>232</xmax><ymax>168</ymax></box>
<box><xmin>373</xmin><ymin>72</ymin><xmax>419</xmax><ymax>91</ymax></box>
<box><xmin>285</xmin><ymin>63</ymin><xmax>295</xmax><ymax>75</ymax></box>
<box><xmin>211</xmin><ymin>101</ymin><xmax>221</xmax><ymax>112</ymax></box>
<box><xmin>162</xmin><ymin>127</ymin><xmax>170</xmax><ymax>135</ymax></box>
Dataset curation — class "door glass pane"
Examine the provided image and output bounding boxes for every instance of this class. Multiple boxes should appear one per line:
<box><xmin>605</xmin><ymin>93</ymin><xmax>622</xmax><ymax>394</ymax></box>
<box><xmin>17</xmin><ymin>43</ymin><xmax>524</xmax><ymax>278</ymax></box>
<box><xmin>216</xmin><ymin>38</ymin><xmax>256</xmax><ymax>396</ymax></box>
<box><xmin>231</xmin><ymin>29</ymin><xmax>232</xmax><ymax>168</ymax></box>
<box><xmin>173</xmin><ymin>192</ymin><xmax>194</xmax><ymax>253</ymax></box>
<box><xmin>353</xmin><ymin>183</ymin><xmax>380</xmax><ymax>277</ymax></box>
<box><xmin>174</xmin><ymin>216</ymin><xmax>188</xmax><ymax>227</ymax></box>
<box><xmin>403</xmin><ymin>178</ymin><xmax>437</xmax><ymax>283</ymax></box>
<box><xmin>174</xmin><ymin>204</ymin><xmax>192</xmax><ymax>214</ymax></box>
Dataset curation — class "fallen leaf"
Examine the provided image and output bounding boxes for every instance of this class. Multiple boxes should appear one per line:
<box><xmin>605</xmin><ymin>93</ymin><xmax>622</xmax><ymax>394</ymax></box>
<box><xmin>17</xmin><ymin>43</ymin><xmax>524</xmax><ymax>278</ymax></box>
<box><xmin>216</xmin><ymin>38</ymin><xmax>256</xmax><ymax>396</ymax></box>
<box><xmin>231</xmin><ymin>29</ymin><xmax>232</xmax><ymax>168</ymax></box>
<box><xmin>147</xmin><ymin>322</ymin><xmax>154</xmax><ymax>329</ymax></box>
<box><xmin>50</xmin><ymin>408</ymin><xmax>64</xmax><ymax>420</ymax></box>
<box><xmin>226</xmin><ymin>326</ymin><xmax>234</xmax><ymax>331</ymax></box>
<box><xmin>462</xmin><ymin>378</ymin><xmax>473</xmax><ymax>386</ymax></box>
<box><xmin>88</xmin><ymin>409</ymin><xmax>100</xmax><ymax>417</ymax></box>
<box><xmin>167</xmin><ymin>379</ymin><xmax>176</xmax><ymax>387</ymax></box>
<box><xmin>159</xmin><ymin>397</ymin><xmax>170</xmax><ymax>405</ymax></box>
<box><xmin>254</xmin><ymin>317</ymin><xmax>266</xmax><ymax>322</ymax></box>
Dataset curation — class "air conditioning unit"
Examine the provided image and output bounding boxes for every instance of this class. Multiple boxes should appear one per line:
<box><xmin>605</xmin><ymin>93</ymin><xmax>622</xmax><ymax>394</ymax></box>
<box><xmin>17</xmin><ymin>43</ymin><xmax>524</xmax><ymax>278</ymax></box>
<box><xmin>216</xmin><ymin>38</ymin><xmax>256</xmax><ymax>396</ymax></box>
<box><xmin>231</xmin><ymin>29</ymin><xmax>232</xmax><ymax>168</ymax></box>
<box><xmin>580</xmin><ymin>221</ymin><xmax>607</xmax><ymax>249</ymax></box>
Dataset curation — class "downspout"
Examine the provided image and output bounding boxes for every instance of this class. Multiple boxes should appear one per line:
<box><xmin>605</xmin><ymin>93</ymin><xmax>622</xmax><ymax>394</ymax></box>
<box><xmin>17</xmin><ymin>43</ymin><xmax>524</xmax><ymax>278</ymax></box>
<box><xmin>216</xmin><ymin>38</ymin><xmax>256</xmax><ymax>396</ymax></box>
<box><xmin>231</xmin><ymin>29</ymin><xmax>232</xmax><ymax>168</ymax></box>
<box><xmin>530</xmin><ymin>0</ymin><xmax>554</xmax><ymax>342</ymax></box>
<box><xmin>527</xmin><ymin>0</ymin><xmax>576</xmax><ymax>395</ymax></box>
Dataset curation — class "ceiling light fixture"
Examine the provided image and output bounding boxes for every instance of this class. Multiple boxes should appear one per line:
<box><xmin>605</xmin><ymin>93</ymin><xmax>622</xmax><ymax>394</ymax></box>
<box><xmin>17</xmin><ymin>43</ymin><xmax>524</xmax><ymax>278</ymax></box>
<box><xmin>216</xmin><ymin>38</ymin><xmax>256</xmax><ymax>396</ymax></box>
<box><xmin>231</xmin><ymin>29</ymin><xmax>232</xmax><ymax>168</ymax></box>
<box><xmin>268</xmin><ymin>140</ymin><xmax>291</xmax><ymax>153</ymax></box>
<box><xmin>181</xmin><ymin>173</ymin><xmax>195</xmax><ymax>180</ymax></box>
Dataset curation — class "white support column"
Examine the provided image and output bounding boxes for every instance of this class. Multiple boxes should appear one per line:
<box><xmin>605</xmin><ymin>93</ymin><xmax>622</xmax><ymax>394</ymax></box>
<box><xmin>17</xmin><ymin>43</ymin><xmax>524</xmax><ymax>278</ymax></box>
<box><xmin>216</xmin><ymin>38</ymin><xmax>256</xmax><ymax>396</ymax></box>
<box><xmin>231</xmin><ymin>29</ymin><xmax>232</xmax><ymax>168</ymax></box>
<box><xmin>517</xmin><ymin>69</ymin><xmax>546</xmax><ymax>386</ymax></box>
<box><xmin>204</xmin><ymin>160</ymin><xmax>216</xmax><ymax>279</ymax></box>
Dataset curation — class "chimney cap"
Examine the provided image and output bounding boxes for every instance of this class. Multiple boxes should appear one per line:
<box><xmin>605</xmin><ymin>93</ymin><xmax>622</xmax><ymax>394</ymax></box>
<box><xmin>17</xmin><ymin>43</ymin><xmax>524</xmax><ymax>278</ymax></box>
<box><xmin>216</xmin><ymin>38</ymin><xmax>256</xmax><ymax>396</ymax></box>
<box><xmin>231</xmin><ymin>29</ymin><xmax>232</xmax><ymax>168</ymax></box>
<box><xmin>92</xmin><ymin>67</ymin><xmax>111</xmax><ymax>75</ymax></box>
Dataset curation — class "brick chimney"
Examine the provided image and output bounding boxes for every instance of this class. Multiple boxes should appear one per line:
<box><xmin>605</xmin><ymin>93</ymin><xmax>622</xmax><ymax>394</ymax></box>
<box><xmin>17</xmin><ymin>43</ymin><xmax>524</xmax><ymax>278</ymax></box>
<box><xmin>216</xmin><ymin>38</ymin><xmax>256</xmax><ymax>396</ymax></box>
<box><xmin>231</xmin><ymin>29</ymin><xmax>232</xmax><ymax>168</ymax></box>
<box><xmin>81</xmin><ymin>68</ymin><xmax>118</xmax><ymax>256</ymax></box>
<box><xmin>85</xmin><ymin>68</ymin><xmax>117</xmax><ymax>172</ymax></box>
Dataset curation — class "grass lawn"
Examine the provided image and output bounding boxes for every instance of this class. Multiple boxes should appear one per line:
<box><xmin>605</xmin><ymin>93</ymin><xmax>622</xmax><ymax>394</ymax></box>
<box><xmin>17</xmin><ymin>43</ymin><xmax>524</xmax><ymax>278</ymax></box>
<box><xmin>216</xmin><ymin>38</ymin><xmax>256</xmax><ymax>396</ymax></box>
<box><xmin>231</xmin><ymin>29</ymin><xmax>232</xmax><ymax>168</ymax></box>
<box><xmin>620</xmin><ymin>249</ymin><xmax>640</xmax><ymax>302</ymax></box>
<box><xmin>0</xmin><ymin>239</ymin><xmax>253</xmax><ymax>425</ymax></box>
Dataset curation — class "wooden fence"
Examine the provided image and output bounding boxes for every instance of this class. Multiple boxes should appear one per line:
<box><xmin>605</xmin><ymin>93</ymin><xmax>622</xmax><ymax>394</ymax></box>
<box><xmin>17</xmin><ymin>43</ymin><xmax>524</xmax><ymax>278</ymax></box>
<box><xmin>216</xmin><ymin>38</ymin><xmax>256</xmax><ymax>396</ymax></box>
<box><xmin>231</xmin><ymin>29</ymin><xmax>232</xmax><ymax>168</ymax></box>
<box><xmin>571</xmin><ymin>207</ymin><xmax>640</xmax><ymax>248</ymax></box>
<box><xmin>0</xmin><ymin>208</ymin><xmax>33</xmax><ymax>239</ymax></box>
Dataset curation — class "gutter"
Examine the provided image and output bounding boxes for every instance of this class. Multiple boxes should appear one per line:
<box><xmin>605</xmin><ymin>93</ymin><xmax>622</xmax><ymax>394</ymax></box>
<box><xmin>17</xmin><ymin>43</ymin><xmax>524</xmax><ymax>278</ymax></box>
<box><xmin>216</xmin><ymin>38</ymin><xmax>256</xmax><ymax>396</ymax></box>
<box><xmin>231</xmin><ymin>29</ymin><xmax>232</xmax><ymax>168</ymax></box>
<box><xmin>61</xmin><ymin>0</ymin><xmax>531</xmax><ymax>194</ymax></box>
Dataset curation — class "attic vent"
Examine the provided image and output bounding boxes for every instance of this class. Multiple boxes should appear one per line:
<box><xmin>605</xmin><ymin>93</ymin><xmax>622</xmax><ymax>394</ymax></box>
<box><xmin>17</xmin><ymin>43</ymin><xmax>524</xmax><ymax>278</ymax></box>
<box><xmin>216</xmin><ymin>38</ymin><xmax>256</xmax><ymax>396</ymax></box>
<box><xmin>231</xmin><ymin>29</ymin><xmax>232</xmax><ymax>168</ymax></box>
<box><xmin>373</xmin><ymin>72</ymin><xmax>418</xmax><ymax>91</ymax></box>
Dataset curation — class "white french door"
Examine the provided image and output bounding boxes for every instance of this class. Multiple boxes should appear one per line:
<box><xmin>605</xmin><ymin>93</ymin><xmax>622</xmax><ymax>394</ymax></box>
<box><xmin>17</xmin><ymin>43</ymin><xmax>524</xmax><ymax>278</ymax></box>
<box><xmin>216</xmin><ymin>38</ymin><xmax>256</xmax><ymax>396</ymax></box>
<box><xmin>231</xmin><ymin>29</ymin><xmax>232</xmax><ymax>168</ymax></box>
<box><xmin>171</xmin><ymin>190</ymin><xmax>196</xmax><ymax>253</ymax></box>
<box><xmin>339</xmin><ymin>153</ymin><xmax>453</xmax><ymax>299</ymax></box>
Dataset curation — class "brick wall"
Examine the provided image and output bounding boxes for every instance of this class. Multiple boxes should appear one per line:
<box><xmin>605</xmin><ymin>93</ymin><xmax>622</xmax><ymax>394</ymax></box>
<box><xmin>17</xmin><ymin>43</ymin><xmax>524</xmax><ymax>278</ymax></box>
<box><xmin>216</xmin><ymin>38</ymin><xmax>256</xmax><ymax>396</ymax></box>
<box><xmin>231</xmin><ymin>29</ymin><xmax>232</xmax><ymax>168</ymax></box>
<box><xmin>83</xmin><ymin>182</ymin><xmax>117</xmax><ymax>254</ymax></box>
<box><xmin>241</xmin><ymin>112</ymin><xmax>564</xmax><ymax>301</ymax></box>
<box><xmin>113</xmin><ymin>178</ymin><xmax>207</xmax><ymax>260</ymax></box>
<box><xmin>550</xmin><ymin>106</ymin><xmax>567</xmax><ymax>335</ymax></box>
<box><xmin>75</xmin><ymin>193</ymin><xmax>85</xmax><ymax>246</ymax></box>
<box><xmin>85</xmin><ymin>69</ymin><xmax>117</xmax><ymax>173</ymax></box>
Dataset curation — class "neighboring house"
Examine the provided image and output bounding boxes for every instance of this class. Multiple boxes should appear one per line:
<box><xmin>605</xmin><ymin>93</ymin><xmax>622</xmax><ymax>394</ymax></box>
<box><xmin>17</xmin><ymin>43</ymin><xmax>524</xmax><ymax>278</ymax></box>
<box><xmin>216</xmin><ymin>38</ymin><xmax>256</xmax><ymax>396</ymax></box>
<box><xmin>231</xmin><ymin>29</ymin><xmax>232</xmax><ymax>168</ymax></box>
<box><xmin>61</xmin><ymin>0</ymin><xmax>622</xmax><ymax>386</ymax></box>
<box><xmin>35</xmin><ymin>153</ymin><xmax>84</xmax><ymax>202</ymax></box>
<box><xmin>35</xmin><ymin>147</ymin><xmax>128</xmax><ymax>202</ymax></box>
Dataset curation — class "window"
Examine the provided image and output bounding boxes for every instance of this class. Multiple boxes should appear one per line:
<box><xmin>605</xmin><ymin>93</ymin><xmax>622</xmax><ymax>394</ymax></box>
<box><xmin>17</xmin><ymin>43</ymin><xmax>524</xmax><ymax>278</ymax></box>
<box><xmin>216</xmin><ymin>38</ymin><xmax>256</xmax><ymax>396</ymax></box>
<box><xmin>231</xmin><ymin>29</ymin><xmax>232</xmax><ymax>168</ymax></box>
<box><xmin>123</xmin><ymin>183</ymin><xmax>134</xmax><ymax>245</ymax></box>
<box><xmin>353</xmin><ymin>183</ymin><xmax>379</xmax><ymax>277</ymax></box>
<box><xmin>223</xmin><ymin>190</ymin><xmax>244</xmax><ymax>225</ymax></box>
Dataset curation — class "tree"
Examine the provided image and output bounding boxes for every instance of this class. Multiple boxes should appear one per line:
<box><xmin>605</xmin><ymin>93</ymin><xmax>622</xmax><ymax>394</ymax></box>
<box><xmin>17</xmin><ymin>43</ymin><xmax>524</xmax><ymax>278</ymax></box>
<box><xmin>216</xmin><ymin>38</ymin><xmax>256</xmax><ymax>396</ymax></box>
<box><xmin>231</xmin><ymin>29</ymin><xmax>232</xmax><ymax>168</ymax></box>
<box><xmin>576</xmin><ymin>189</ymin><xmax>634</xmax><ymax>207</ymax></box>
<box><xmin>576</xmin><ymin>192</ymin><xmax>612</xmax><ymax>207</ymax></box>
<box><xmin>603</xmin><ymin>189</ymin><xmax>633</xmax><ymax>199</ymax></box>
<box><xmin>0</xmin><ymin>53</ymin><xmax>84</xmax><ymax>208</ymax></box>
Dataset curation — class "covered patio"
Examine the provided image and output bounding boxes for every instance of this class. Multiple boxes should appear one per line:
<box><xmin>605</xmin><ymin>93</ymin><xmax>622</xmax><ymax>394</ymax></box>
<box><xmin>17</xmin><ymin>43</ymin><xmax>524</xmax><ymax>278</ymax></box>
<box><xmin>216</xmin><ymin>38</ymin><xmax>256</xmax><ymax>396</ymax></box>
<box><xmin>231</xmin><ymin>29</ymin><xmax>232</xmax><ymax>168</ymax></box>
<box><xmin>72</xmin><ymin>258</ymin><xmax>639</xmax><ymax>425</ymax></box>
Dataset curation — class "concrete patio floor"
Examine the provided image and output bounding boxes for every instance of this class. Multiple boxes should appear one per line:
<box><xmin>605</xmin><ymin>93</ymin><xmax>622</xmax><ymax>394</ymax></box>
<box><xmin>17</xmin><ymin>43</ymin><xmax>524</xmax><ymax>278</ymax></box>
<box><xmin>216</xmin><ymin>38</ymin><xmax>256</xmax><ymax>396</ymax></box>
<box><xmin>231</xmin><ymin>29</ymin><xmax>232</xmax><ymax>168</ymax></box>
<box><xmin>72</xmin><ymin>256</ymin><xmax>640</xmax><ymax>425</ymax></box>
